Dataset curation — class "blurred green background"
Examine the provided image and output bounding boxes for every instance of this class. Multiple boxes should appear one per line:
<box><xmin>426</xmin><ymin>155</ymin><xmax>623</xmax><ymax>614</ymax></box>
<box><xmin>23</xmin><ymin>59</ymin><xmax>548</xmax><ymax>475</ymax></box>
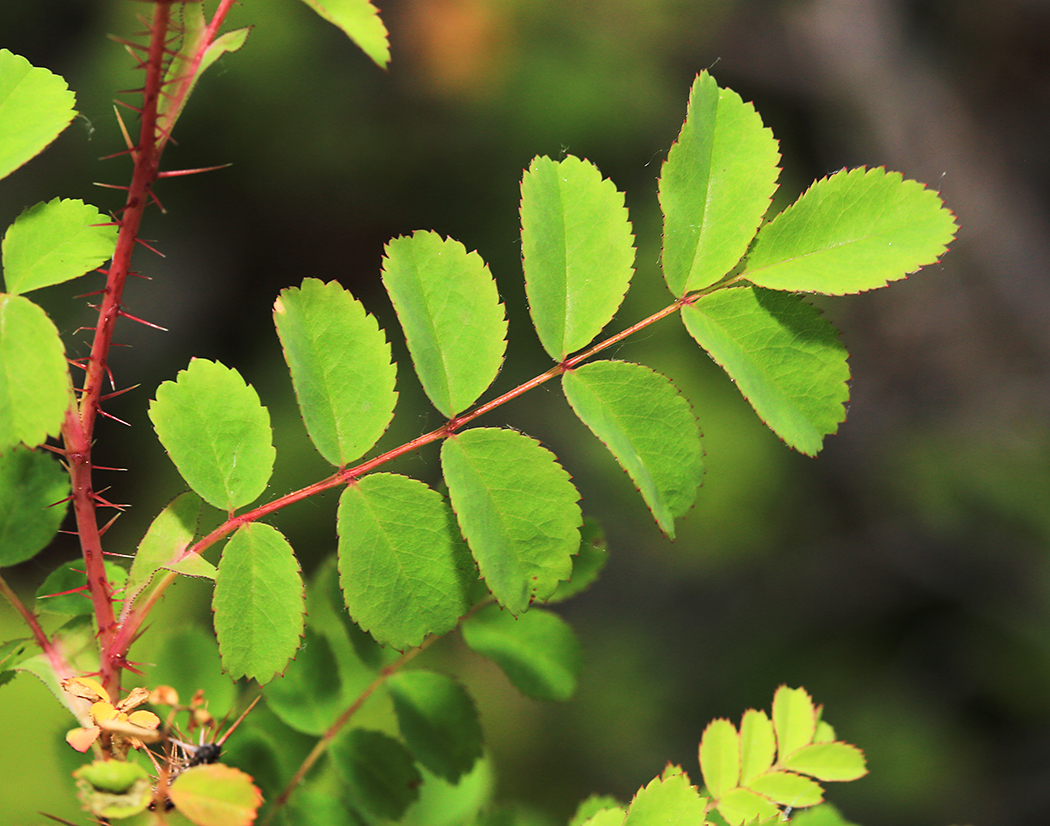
<box><xmin>3</xmin><ymin>1</ymin><xmax>1050</xmax><ymax>824</ymax></box>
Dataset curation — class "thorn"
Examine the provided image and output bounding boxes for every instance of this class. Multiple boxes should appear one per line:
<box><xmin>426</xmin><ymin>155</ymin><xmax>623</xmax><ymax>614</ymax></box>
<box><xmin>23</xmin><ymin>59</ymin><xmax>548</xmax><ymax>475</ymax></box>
<box><xmin>114</xmin><ymin>99</ymin><xmax>143</xmax><ymax>115</ymax></box>
<box><xmin>38</xmin><ymin>443</ymin><xmax>68</xmax><ymax>457</ymax></box>
<box><xmin>112</xmin><ymin>105</ymin><xmax>137</xmax><ymax>156</ymax></box>
<box><xmin>73</xmin><ymin>326</ymin><xmax>100</xmax><ymax>336</ymax></box>
<box><xmin>93</xmin><ymin>182</ymin><xmax>131</xmax><ymax>191</ymax></box>
<box><xmin>107</xmin><ymin>34</ymin><xmax>149</xmax><ymax>53</ymax></box>
<box><xmin>92</xmin><ymin>491</ymin><xmax>129</xmax><ymax>511</ymax></box>
<box><xmin>90</xmin><ymin>222</ymin><xmax>123</xmax><ymax>228</ymax></box>
<box><xmin>130</xmin><ymin>271</ymin><xmax>153</xmax><ymax>281</ymax></box>
<box><xmin>99</xmin><ymin>146</ymin><xmax>137</xmax><ymax>161</ymax></box>
<box><xmin>47</xmin><ymin>494</ymin><xmax>75</xmax><ymax>508</ymax></box>
<box><xmin>38</xmin><ymin>585</ymin><xmax>91</xmax><ymax>600</ymax></box>
<box><xmin>74</xmin><ymin>289</ymin><xmax>107</xmax><ymax>298</ymax></box>
<box><xmin>117</xmin><ymin>309</ymin><xmax>168</xmax><ymax>331</ymax></box>
<box><xmin>93</xmin><ymin>463</ymin><xmax>130</xmax><ymax>472</ymax></box>
<box><xmin>148</xmin><ymin>190</ymin><xmax>168</xmax><ymax>214</ymax></box>
<box><xmin>100</xmin><ymin>384</ymin><xmax>140</xmax><ymax>402</ymax></box>
<box><xmin>134</xmin><ymin>238</ymin><xmax>166</xmax><ymax>258</ymax></box>
<box><xmin>97</xmin><ymin>408</ymin><xmax>131</xmax><ymax>428</ymax></box>
<box><xmin>157</xmin><ymin>163</ymin><xmax>232</xmax><ymax>179</ymax></box>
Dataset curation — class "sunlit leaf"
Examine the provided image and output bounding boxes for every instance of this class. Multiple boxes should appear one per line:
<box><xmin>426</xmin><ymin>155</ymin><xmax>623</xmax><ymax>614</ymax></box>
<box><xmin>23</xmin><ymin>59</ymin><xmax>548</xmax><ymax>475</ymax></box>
<box><xmin>562</xmin><ymin>360</ymin><xmax>703</xmax><ymax>537</ymax></box>
<box><xmin>743</xmin><ymin>167</ymin><xmax>958</xmax><ymax>294</ymax></box>
<box><xmin>739</xmin><ymin>709</ymin><xmax>776</xmax><ymax>786</ymax></box>
<box><xmin>682</xmin><ymin>288</ymin><xmax>849</xmax><ymax>456</ymax></box>
<box><xmin>213</xmin><ymin>523</ymin><xmax>304</xmax><ymax>683</ymax></box>
<box><xmin>461</xmin><ymin>604</ymin><xmax>582</xmax><ymax>702</ymax></box>
<box><xmin>747</xmin><ymin>770</ymin><xmax>823</xmax><ymax>807</ymax></box>
<box><xmin>0</xmin><ymin>445</ymin><xmax>68</xmax><ymax>566</ymax></box>
<box><xmin>388</xmin><ymin>669</ymin><xmax>483</xmax><ymax>783</ymax></box>
<box><xmin>441</xmin><ymin>427</ymin><xmax>580</xmax><ymax>614</ymax></box>
<box><xmin>0</xmin><ymin>293</ymin><xmax>70</xmax><ymax>451</ymax></box>
<box><xmin>296</xmin><ymin>0</ymin><xmax>390</xmax><ymax>68</ymax></box>
<box><xmin>0</xmin><ymin>49</ymin><xmax>76</xmax><ymax>180</ymax></box>
<box><xmin>659</xmin><ymin>71</ymin><xmax>780</xmax><ymax>296</ymax></box>
<box><xmin>150</xmin><ymin>358</ymin><xmax>275</xmax><ymax>511</ymax></box>
<box><xmin>521</xmin><ymin>155</ymin><xmax>636</xmax><ymax>360</ymax></box>
<box><xmin>125</xmin><ymin>492</ymin><xmax>206</xmax><ymax>608</ymax></box>
<box><xmin>274</xmin><ymin>278</ymin><xmax>397</xmax><ymax>467</ymax></box>
<box><xmin>713</xmin><ymin>787</ymin><xmax>779</xmax><ymax>826</ymax></box>
<box><xmin>623</xmin><ymin>766</ymin><xmax>708</xmax><ymax>826</ymax></box>
<box><xmin>772</xmin><ymin>686</ymin><xmax>818</xmax><ymax>758</ymax></box>
<box><xmin>782</xmin><ymin>742</ymin><xmax>867</xmax><ymax>782</ymax></box>
<box><xmin>331</xmin><ymin>729</ymin><xmax>421</xmax><ymax>820</ymax></box>
<box><xmin>337</xmin><ymin>473</ymin><xmax>475</xmax><ymax>649</ymax></box>
<box><xmin>168</xmin><ymin>764</ymin><xmax>263</xmax><ymax>826</ymax></box>
<box><xmin>699</xmin><ymin>718</ymin><xmax>740</xmax><ymax>799</ymax></box>
<box><xmin>382</xmin><ymin>231</ymin><xmax>507</xmax><ymax>417</ymax></box>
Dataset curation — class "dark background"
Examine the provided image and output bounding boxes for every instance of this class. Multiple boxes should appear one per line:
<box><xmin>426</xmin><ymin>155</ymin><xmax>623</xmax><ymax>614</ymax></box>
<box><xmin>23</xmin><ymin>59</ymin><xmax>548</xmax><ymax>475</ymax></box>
<box><xmin>3</xmin><ymin>1</ymin><xmax>1050</xmax><ymax>824</ymax></box>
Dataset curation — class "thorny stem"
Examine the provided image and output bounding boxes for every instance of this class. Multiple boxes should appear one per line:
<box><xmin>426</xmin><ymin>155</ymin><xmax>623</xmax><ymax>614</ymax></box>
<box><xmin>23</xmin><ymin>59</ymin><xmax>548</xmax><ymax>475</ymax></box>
<box><xmin>0</xmin><ymin>574</ymin><xmax>72</xmax><ymax>682</ymax></box>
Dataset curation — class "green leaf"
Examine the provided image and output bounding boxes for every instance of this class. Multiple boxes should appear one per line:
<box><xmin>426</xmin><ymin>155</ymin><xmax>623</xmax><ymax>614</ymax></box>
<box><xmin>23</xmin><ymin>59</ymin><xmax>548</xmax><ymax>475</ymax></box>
<box><xmin>570</xmin><ymin>795</ymin><xmax>625</xmax><ymax>826</ymax></box>
<box><xmin>36</xmin><ymin>559</ymin><xmax>126</xmax><ymax>616</ymax></box>
<box><xmin>150</xmin><ymin>358</ymin><xmax>275</xmax><ymax>511</ymax></box>
<box><xmin>0</xmin><ymin>293</ymin><xmax>70</xmax><ymax>451</ymax></box>
<box><xmin>401</xmin><ymin>758</ymin><xmax>495</xmax><ymax>826</ymax></box>
<box><xmin>520</xmin><ymin>155</ymin><xmax>636</xmax><ymax>361</ymax></box>
<box><xmin>331</xmin><ymin>729</ymin><xmax>421</xmax><ymax>820</ymax></box>
<box><xmin>789</xmin><ymin>802</ymin><xmax>861</xmax><ymax>826</ymax></box>
<box><xmin>743</xmin><ymin>167</ymin><xmax>957</xmax><ymax>294</ymax></box>
<box><xmin>461</xmin><ymin>604</ymin><xmax>582</xmax><ymax>702</ymax></box>
<box><xmin>562</xmin><ymin>360</ymin><xmax>703</xmax><ymax>537</ymax></box>
<box><xmin>337</xmin><ymin>473</ymin><xmax>475</xmax><ymax>649</ymax></box>
<box><xmin>387</xmin><ymin>669</ymin><xmax>483</xmax><ymax>783</ymax></box>
<box><xmin>0</xmin><ymin>445</ymin><xmax>68</xmax><ymax>566</ymax></box>
<box><xmin>441</xmin><ymin>427</ymin><xmax>580</xmax><ymax>614</ymax></box>
<box><xmin>739</xmin><ymin>709</ymin><xmax>776</xmax><ymax>786</ymax></box>
<box><xmin>168</xmin><ymin>764</ymin><xmax>263</xmax><ymax>826</ymax></box>
<box><xmin>148</xmin><ymin>624</ymin><xmax>236</xmax><ymax>721</ymax></box>
<box><xmin>296</xmin><ymin>0</ymin><xmax>390</xmax><ymax>68</ymax></box>
<box><xmin>2</xmin><ymin>198</ymin><xmax>118</xmax><ymax>294</ymax></box>
<box><xmin>382</xmin><ymin>231</ymin><xmax>507</xmax><ymax>417</ymax></box>
<box><xmin>682</xmin><ymin>287</ymin><xmax>849</xmax><ymax>456</ymax></box>
<box><xmin>548</xmin><ymin>517</ymin><xmax>608</xmax><ymax>603</ymax></box>
<box><xmin>0</xmin><ymin>50</ymin><xmax>77</xmax><ymax>181</ymax></box>
<box><xmin>0</xmin><ymin>638</ymin><xmax>32</xmax><ymax>689</ymax></box>
<box><xmin>699</xmin><ymin>718</ymin><xmax>740</xmax><ymax>799</ymax></box>
<box><xmin>73</xmin><ymin>760</ymin><xmax>152</xmax><ymax>819</ymax></box>
<box><xmin>659</xmin><ymin>71</ymin><xmax>780</xmax><ymax>297</ymax></box>
<box><xmin>747</xmin><ymin>771</ymin><xmax>823</xmax><ymax>807</ymax></box>
<box><xmin>274</xmin><ymin>278</ymin><xmax>398</xmax><ymax>467</ymax></box>
<box><xmin>213</xmin><ymin>522</ymin><xmax>305</xmax><ymax>683</ymax></box>
<box><xmin>771</xmin><ymin>686</ymin><xmax>818</xmax><ymax>758</ymax></box>
<box><xmin>782</xmin><ymin>742</ymin><xmax>867</xmax><ymax>782</ymax></box>
<box><xmin>713</xmin><ymin>787</ymin><xmax>779</xmax><ymax>826</ymax></box>
<box><xmin>125</xmin><ymin>492</ymin><xmax>207</xmax><ymax>608</ymax></box>
<box><xmin>623</xmin><ymin>767</ymin><xmax>708</xmax><ymax>826</ymax></box>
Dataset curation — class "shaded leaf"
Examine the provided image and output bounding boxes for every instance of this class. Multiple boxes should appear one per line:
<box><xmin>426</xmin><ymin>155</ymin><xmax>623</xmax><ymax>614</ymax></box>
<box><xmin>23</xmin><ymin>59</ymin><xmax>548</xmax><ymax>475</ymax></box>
<box><xmin>387</xmin><ymin>669</ymin><xmax>483</xmax><ymax>783</ymax></box>
<box><xmin>274</xmin><ymin>278</ymin><xmax>397</xmax><ymax>467</ymax></box>
<box><xmin>213</xmin><ymin>523</ymin><xmax>304</xmax><ymax>683</ymax></box>
<box><xmin>0</xmin><ymin>293</ymin><xmax>70</xmax><ymax>451</ymax></box>
<box><xmin>682</xmin><ymin>287</ymin><xmax>849</xmax><ymax>456</ymax></box>
<box><xmin>548</xmin><ymin>517</ymin><xmax>608</xmax><ymax>603</ymax></box>
<box><xmin>337</xmin><ymin>473</ymin><xmax>475</xmax><ymax>649</ymax></box>
<box><xmin>37</xmin><ymin>559</ymin><xmax>126</xmax><ymax>616</ymax></box>
<box><xmin>623</xmin><ymin>766</ymin><xmax>708</xmax><ymax>826</ymax></box>
<box><xmin>789</xmin><ymin>802</ymin><xmax>861</xmax><ymax>826</ymax></box>
<box><xmin>441</xmin><ymin>427</ymin><xmax>580</xmax><ymax>614</ymax></box>
<box><xmin>461</xmin><ymin>604</ymin><xmax>582</xmax><ymax>702</ymax></box>
<box><xmin>400</xmin><ymin>758</ymin><xmax>495</xmax><ymax>826</ymax></box>
<box><xmin>0</xmin><ymin>49</ymin><xmax>76</xmax><ymax>180</ymax></box>
<box><xmin>563</xmin><ymin>360</ymin><xmax>703</xmax><ymax>537</ymax></box>
<box><xmin>743</xmin><ymin>167</ymin><xmax>957</xmax><ymax>294</ymax></box>
<box><xmin>73</xmin><ymin>759</ymin><xmax>151</xmax><ymax>819</ymax></box>
<box><xmin>148</xmin><ymin>624</ymin><xmax>236</xmax><ymax>722</ymax></box>
<box><xmin>2</xmin><ymin>198</ymin><xmax>117</xmax><ymax>294</ymax></box>
<box><xmin>125</xmin><ymin>492</ymin><xmax>206</xmax><ymax>608</ymax></box>
<box><xmin>150</xmin><ymin>358</ymin><xmax>275</xmax><ymax>511</ymax></box>
<box><xmin>571</xmin><ymin>794</ymin><xmax>625</xmax><ymax>826</ymax></box>
<box><xmin>699</xmin><ymin>718</ymin><xmax>740</xmax><ymax>799</ymax></box>
<box><xmin>296</xmin><ymin>0</ymin><xmax>390</xmax><ymax>68</ymax></box>
<box><xmin>168</xmin><ymin>764</ymin><xmax>263</xmax><ymax>826</ymax></box>
<box><xmin>782</xmin><ymin>742</ymin><xmax>867</xmax><ymax>782</ymax></box>
<box><xmin>521</xmin><ymin>155</ymin><xmax>636</xmax><ymax>360</ymax></box>
<box><xmin>0</xmin><ymin>445</ymin><xmax>68</xmax><ymax>566</ymax></box>
<box><xmin>382</xmin><ymin>231</ymin><xmax>507</xmax><ymax>417</ymax></box>
<box><xmin>331</xmin><ymin>729</ymin><xmax>421</xmax><ymax>820</ymax></box>
<box><xmin>659</xmin><ymin>71</ymin><xmax>780</xmax><ymax>296</ymax></box>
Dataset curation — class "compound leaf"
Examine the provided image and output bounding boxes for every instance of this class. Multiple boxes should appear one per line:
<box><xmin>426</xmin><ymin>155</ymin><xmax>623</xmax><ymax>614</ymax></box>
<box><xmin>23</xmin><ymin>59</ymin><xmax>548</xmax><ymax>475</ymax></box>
<box><xmin>150</xmin><ymin>359</ymin><xmax>275</xmax><ymax>511</ymax></box>
<box><xmin>699</xmin><ymin>719</ymin><xmax>740</xmax><ymax>799</ymax></box>
<box><xmin>213</xmin><ymin>522</ymin><xmax>304</xmax><ymax>683</ymax></box>
<box><xmin>382</xmin><ymin>231</ymin><xmax>507</xmax><ymax>417</ymax></box>
<box><xmin>3</xmin><ymin>198</ymin><xmax>118</xmax><ymax>294</ymax></box>
<box><xmin>682</xmin><ymin>287</ymin><xmax>849</xmax><ymax>456</ymax></box>
<box><xmin>387</xmin><ymin>669</ymin><xmax>483</xmax><ymax>783</ymax></box>
<box><xmin>0</xmin><ymin>293</ymin><xmax>69</xmax><ymax>452</ymax></box>
<box><xmin>461</xmin><ymin>604</ymin><xmax>582</xmax><ymax>702</ymax></box>
<box><xmin>562</xmin><ymin>360</ymin><xmax>703</xmax><ymax>537</ymax></box>
<box><xmin>659</xmin><ymin>71</ymin><xmax>780</xmax><ymax>297</ymax></box>
<box><xmin>296</xmin><ymin>0</ymin><xmax>390</xmax><ymax>68</ymax></box>
<box><xmin>441</xmin><ymin>428</ymin><xmax>580</xmax><ymax>614</ymax></box>
<box><xmin>623</xmin><ymin>767</ymin><xmax>708</xmax><ymax>826</ymax></box>
<box><xmin>331</xmin><ymin>729</ymin><xmax>421</xmax><ymax>820</ymax></box>
<box><xmin>0</xmin><ymin>49</ymin><xmax>76</xmax><ymax>181</ymax></box>
<box><xmin>521</xmin><ymin>155</ymin><xmax>635</xmax><ymax>360</ymax></box>
<box><xmin>274</xmin><ymin>278</ymin><xmax>397</xmax><ymax>467</ymax></box>
<box><xmin>743</xmin><ymin>166</ymin><xmax>957</xmax><ymax>294</ymax></box>
<box><xmin>0</xmin><ymin>445</ymin><xmax>68</xmax><ymax>566</ymax></box>
<box><xmin>337</xmin><ymin>473</ymin><xmax>475</xmax><ymax>650</ymax></box>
